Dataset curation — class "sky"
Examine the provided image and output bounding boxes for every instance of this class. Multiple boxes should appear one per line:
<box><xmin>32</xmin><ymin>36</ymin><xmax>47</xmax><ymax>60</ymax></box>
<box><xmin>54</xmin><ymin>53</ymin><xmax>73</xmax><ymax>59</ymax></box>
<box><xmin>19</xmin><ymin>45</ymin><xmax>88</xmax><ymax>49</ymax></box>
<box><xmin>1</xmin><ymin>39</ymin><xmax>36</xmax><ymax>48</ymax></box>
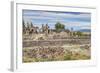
<box><xmin>22</xmin><ymin>10</ymin><xmax>91</xmax><ymax>31</ymax></box>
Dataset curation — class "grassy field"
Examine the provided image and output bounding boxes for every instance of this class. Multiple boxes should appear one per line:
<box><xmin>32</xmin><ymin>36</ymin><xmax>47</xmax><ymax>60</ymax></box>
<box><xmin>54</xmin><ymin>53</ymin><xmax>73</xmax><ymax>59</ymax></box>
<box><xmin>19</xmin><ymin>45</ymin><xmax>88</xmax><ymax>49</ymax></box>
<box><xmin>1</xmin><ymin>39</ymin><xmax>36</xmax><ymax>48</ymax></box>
<box><xmin>22</xmin><ymin>45</ymin><xmax>90</xmax><ymax>63</ymax></box>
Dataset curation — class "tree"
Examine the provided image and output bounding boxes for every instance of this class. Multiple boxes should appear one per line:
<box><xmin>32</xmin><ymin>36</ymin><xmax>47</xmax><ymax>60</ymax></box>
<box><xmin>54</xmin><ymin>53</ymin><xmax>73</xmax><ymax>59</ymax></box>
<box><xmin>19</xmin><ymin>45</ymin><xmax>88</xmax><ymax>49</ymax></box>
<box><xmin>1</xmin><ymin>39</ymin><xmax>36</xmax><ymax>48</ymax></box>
<box><xmin>30</xmin><ymin>22</ymin><xmax>33</xmax><ymax>27</ymax></box>
<box><xmin>23</xmin><ymin>20</ymin><xmax>26</xmax><ymax>34</ymax></box>
<box><xmin>23</xmin><ymin>20</ymin><xmax>25</xmax><ymax>28</ymax></box>
<box><xmin>76</xmin><ymin>31</ymin><xmax>82</xmax><ymax>37</ymax></box>
<box><xmin>55</xmin><ymin>22</ymin><xmax>65</xmax><ymax>32</ymax></box>
<box><xmin>71</xmin><ymin>27</ymin><xmax>73</xmax><ymax>31</ymax></box>
<box><xmin>27</xmin><ymin>22</ymin><xmax>30</xmax><ymax>28</ymax></box>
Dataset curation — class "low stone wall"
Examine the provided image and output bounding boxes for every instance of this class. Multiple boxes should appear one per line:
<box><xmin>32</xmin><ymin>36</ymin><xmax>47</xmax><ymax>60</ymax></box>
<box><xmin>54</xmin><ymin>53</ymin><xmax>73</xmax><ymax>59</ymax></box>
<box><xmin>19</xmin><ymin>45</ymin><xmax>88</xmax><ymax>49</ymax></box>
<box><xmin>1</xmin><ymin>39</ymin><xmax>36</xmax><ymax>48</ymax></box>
<box><xmin>23</xmin><ymin>39</ymin><xmax>90</xmax><ymax>47</ymax></box>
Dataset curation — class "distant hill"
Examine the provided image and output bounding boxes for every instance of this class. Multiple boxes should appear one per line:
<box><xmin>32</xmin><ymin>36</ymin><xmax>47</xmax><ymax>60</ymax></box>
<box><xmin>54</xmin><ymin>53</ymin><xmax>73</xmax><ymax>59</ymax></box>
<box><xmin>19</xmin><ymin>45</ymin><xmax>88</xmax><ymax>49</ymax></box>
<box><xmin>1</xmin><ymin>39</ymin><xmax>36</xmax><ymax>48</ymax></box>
<box><xmin>77</xmin><ymin>29</ymin><xmax>91</xmax><ymax>32</ymax></box>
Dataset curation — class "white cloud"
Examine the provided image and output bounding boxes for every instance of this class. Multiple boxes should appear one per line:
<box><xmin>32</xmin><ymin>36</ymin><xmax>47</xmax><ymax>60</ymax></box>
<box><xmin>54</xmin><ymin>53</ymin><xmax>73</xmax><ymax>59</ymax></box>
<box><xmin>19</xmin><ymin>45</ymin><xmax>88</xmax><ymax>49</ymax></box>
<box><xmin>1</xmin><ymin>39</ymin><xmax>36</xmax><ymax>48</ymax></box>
<box><xmin>23</xmin><ymin>10</ymin><xmax>91</xmax><ymax>22</ymax></box>
<box><xmin>80</xmin><ymin>26</ymin><xmax>91</xmax><ymax>30</ymax></box>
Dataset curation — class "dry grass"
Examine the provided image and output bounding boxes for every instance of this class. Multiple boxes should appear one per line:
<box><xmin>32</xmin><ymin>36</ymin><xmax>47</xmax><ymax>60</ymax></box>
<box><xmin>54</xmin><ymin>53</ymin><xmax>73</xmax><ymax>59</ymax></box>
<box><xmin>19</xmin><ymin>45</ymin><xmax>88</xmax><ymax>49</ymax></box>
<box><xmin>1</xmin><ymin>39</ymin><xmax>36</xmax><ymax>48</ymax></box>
<box><xmin>22</xmin><ymin>45</ymin><xmax>90</xmax><ymax>63</ymax></box>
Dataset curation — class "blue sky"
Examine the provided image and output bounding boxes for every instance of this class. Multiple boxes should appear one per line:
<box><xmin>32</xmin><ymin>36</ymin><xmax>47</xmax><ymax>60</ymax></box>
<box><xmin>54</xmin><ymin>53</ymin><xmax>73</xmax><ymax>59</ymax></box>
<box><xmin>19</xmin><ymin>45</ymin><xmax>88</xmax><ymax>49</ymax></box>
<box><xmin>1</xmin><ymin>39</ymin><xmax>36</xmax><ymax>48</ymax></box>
<box><xmin>23</xmin><ymin>10</ymin><xmax>91</xmax><ymax>31</ymax></box>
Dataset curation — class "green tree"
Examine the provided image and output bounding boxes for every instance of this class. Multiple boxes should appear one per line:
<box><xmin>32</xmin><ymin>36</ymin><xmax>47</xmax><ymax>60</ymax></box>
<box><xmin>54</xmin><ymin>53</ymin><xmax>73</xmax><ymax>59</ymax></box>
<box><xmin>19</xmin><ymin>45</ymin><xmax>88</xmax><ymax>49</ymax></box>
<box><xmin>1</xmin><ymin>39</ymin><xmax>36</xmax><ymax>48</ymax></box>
<box><xmin>23</xmin><ymin>20</ymin><xmax>25</xmax><ymax>28</ymax></box>
<box><xmin>76</xmin><ymin>31</ymin><xmax>82</xmax><ymax>37</ymax></box>
<box><xmin>55</xmin><ymin>22</ymin><xmax>65</xmax><ymax>32</ymax></box>
<box><xmin>23</xmin><ymin>20</ymin><xmax>26</xmax><ymax>34</ymax></box>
